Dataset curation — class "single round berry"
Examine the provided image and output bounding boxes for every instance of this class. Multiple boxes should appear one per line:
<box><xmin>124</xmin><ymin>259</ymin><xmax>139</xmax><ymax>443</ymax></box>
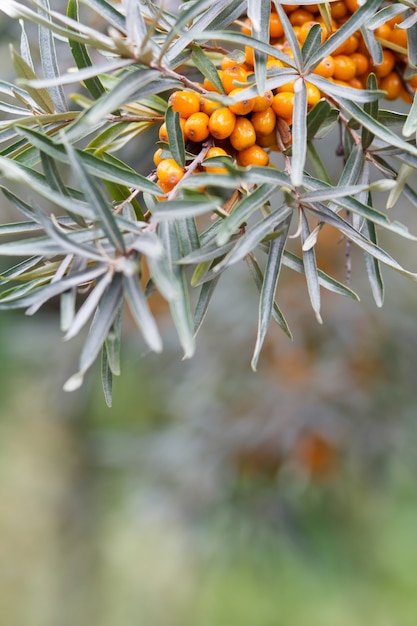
<box><xmin>184</xmin><ymin>112</ymin><xmax>210</xmax><ymax>142</ymax></box>
<box><xmin>208</xmin><ymin>107</ymin><xmax>236</xmax><ymax>140</ymax></box>
<box><xmin>271</xmin><ymin>92</ymin><xmax>295</xmax><ymax>119</ymax></box>
<box><xmin>156</xmin><ymin>158</ymin><xmax>184</xmax><ymax>187</ymax></box>
<box><xmin>251</xmin><ymin>107</ymin><xmax>277</xmax><ymax>136</ymax></box>
<box><xmin>168</xmin><ymin>90</ymin><xmax>200</xmax><ymax>118</ymax></box>
<box><xmin>203</xmin><ymin>147</ymin><xmax>229</xmax><ymax>174</ymax></box>
<box><xmin>228</xmin><ymin>87</ymin><xmax>254</xmax><ymax>115</ymax></box>
<box><xmin>230</xmin><ymin>117</ymin><xmax>256</xmax><ymax>151</ymax></box>
<box><xmin>237</xmin><ymin>145</ymin><xmax>270</xmax><ymax>167</ymax></box>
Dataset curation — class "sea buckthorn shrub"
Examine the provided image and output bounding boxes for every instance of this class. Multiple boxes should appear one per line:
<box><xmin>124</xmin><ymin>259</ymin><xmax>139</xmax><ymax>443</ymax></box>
<box><xmin>0</xmin><ymin>0</ymin><xmax>416</xmax><ymax>404</ymax></box>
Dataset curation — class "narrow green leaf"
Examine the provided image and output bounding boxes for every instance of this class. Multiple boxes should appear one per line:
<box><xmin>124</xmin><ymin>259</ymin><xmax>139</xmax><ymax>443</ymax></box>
<box><xmin>291</xmin><ymin>78</ymin><xmax>308</xmax><ymax>186</ymax></box>
<box><xmin>301</xmin><ymin>23</ymin><xmax>323</xmax><ymax>66</ymax></box>
<box><xmin>362</xmin><ymin>73</ymin><xmax>378</xmax><ymax>149</ymax></box>
<box><xmin>247</xmin><ymin>0</ymin><xmax>270</xmax><ymax>94</ymax></box>
<box><xmin>62</xmin><ymin>136</ymin><xmax>126</xmax><ymax>253</ymax></box>
<box><xmin>362</xmin><ymin>212</ymin><xmax>384</xmax><ymax>307</ymax></box>
<box><xmin>165</xmin><ymin>107</ymin><xmax>186</xmax><ymax>168</ymax></box>
<box><xmin>191</xmin><ymin>45</ymin><xmax>225</xmax><ymax>94</ymax></box>
<box><xmin>403</xmin><ymin>89</ymin><xmax>417</xmax><ymax>137</ymax></box>
<box><xmin>301</xmin><ymin>210</ymin><xmax>322</xmax><ymax>323</ymax></box>
<box><xmin>105</xmin><ymin>304</ymin><xmax>123</xmax><ymax>376</ymax></box>
<box><xmin>101</xmin><ymin>345</ymin><xmax>113</xmax><ymax>408</ymax></box>
<box><xmin>10</xmin><ymin>45</ymin><xmax>55</xmax><ymax>113</ymax></box>
<box><xmin>38</xmin><ymin>0</ymin><xmax>67</xmax><ymax>112</ymax></box>
<box><xmin>65</xmin><ymin>272</ymin><xmax>114</xmax><ymax>341</ymax></box>
<box><xmin>273</xmin><ymin>1</ymin><xmax>302</xmax><ymax>69</ymax></box>
<box><xmin>251</xmin><ymin>216</ymin><xmax>291</xmax><ymax>371</ymax></box>
<box><xmin>193</xmin><ymin>274</ymin><xmax>221</xmax><ymax>336</ymax></box>
<box><xmin>123</xmin><ymin>273</ymin><xmax>162</xmax><ymax>353</ymax></box>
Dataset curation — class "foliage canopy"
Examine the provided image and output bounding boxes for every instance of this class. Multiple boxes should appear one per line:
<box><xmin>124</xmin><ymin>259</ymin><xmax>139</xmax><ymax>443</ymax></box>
<box><xmin>0</xmin><ymin>0</ymin><xmax>416</xmax><ymax>404</ymax></box>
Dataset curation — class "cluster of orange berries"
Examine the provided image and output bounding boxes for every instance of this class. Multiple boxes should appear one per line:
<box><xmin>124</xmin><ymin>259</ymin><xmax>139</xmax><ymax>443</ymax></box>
<box><xmin>153</xmin><ymin>1</ymin><xmax>416</xmax><ymax>194</ymax></box>
<box><xmin>242</xmin><ymin>0</ymin><xmax>416</xmax><ymax>99</ymax></box>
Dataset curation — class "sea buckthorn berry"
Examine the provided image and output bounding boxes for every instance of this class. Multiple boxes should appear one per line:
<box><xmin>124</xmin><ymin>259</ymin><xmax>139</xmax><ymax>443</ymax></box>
<box><xmin>306</xmin><ymin>82</ymin><xmax>321</xmax><ymax>107</ymax></box>
<box><xmin>373</xmin><ymin>49</ymin><xmax>396</xmax><ymax>78</ymax></box>
<box><xmin>237</xmin><ymin>145</ymin><xmax>270</xmax><ymax>167</ymax></box>
<box><xmin>407</xmin><ymin>75</ymin><xmax>417</xmax><ymax>89</ymax></box>
<box><xmin>380</xmin><ymin>71</ymin><xmax>402</xmax><ymax>100</ymax></box>
<box><xmin>157</xmin><ymin>179</ymin><xmax>172</xmax><ymax>195</ymax></box>
<box><xmin>277</xmin><ymin>80</ymin><xmax>296</xmax><ymax>93</ymax></box>
<box><xmin>241</xmin><ymin>17</ymin><xmax>252</xmax><ymax>36</ymax></box>
<box><xmin>349</xmin><ymin>77</ymin><xmax>364</xmax><ymax>90</ymax></box>
<box><xmin>267</xmin><ymin>58</ymin><xmax>285</xmax><ymax>72</ymax></box>
<box><xmin>228</xmin><ymin>88</ymin><xmax>254</xmax><ymax>115</ymax></box>
<box><xmin>251</xmin><ymin>107</ymin><xmax>277</xmax><ymax>136</ymax></box>
<box><xmin>245</xmin><ymin>46</ymin><xmax>255</xmax><ymax>67</ymax></box>
<box><xmin>330</xmin><ymin>1</ymin><xmax>348</xmax><ymax>20</ymax></box>
<box><xmin>208</xmin><ymin>107</ymin><xmax>236</xmax><ymax>139</ymax></box>
<box><xmin>230</xmin><ymin>117</ymin><xmax>256</xmax><ymax>151</ymax></box>
<box><xmin>221</xmin><ymin>55</ymin><xmax>244</xmax><ymax>71</ymax></box>
<box><xmin>313</xmin><ymin>55</ymin><xmax>336</xmax><ymax>78</ymax></box>
<box><xmin>333</xmin><ymin>33</ymin><xmax>359</xmax><ymax>55</ymax></box>
<box><xmin>345</xmin><ymin>0</ymin><xmax>359</xmax><ymax>13</ymax></box>
<box><xmin>159</xmin><ymin>119</ymin><xmax>186</xmax><ymax>142</ymax></box>
<box><xmin>153</xmin><ymin>148</ymin><xmax>164</xmax><ymax>167</ymax></box>
<box><xmin>204</xmin><ymin>147</ymin><xmax>229</xmax><ymax>174</ymax></box>
<box><xmin>184</xmin><ymin>112</ymin><xmax>210</xmax><ymax>142</ymax></box>
<box><xmin>290</xmin><ymin>8</ymin><xmax>314</xmax><ymax>26</ymax></box>
<box><xmin>156</xmin><ymin>159</ymin><xmax>184</xmax><ymax>187</ymax></box>
<box><xmin>168</xmin><ymin>91</ymin><xmax>200</xmax><ymax>118</ymax></box>
<box><xmin>350</xmin><ymin>52</ymin><xmax>369</xmax><ymax>76</ymax></box>
<box><xmin>388</xmin><ymin>26</ymin><xmax>408</xmax><ymax>49</ymax></box>
<box><xmin>269</xmin><ymin>12</ymin><xmax>284</xmax><ymax>38</ymax></box>
<box><xmin>283</xmin><ymin>4</ymin><xmax>300</xmax><ymax>12</ymax></box>
<box><xmin>199</xmin><ymin>96</ymin><xmax>221</xmax><ymax>116</ymax></box>
<box><xmin>271</xmin><ymin>92</ymin><xmax>295</xmax><ymax>119</ymax></box>
<box><xmin>257</xmin><ymin>130</ymin><xmax>280</xmax><ymax>151</ymax></box>
<box><xmin>333</xmin><ymin>55</ymin><xmax>357</xmax><ymax>81</ymax></box>
<box><xmin>304</xmin><ymin>3</ymin><xmax>319</xmax><ymax>13</ymax></box>
<box><xmin>375</xmin><ymin>23</ymin><xmax>392</xmax><ymax>41</ymax></box>
<box><xmin>252</xmin><ymin>90</ymin><xmax>274</xmax><ymax>112</ymax></box>
<box><xmin>203</xmin><ymin>71</ymin><xmax>224</xmax><ymax>92</ymax></box>
<box><xmin>222</xmin><ymin>66</ymin><xmax>248</xmax><ymax>94</ymax></box>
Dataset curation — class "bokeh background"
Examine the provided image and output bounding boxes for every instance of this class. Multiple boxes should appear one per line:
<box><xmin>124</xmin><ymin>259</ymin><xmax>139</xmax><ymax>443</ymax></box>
<box><xmin>1</xmin><ymin>4</ymin><xmax>417</xmax><ymax>626</ymax></box>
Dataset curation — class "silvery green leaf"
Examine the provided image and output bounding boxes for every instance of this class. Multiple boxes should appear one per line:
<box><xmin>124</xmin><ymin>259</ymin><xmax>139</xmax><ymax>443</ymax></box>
<box><xmin>272</xmin><ymin>1</ymin><xmax>302</xmax><ymax>69</ymax></box>
<box><xmin>165</xmin><ymin>106</ymin><xmax>186</xmax><ymax>168</ymax></box>
<box><xmin>0</xmin><ymin>256</ymin><xmax>42</xmax><ymax>284</ymax></box>
<box><xmin>105</xmin><ymin>303</ymin><xmax>123</xmax><ymax>376</ymax></box>
<box><xmin>307</xmin><ymin>73</ymin><xmax>384</xmax><ymax>103</ymax></box>
<box><xmin>291</xmin><ymin>78</ymin><xmax>308</xmax><ymax>187</ymax></box>
<box><xmin>301</xmin><ymin>210</ymin><xmax>322</xmax><ymax>323</ymax></box>
<box><xmin>37</xmin><ymin>0</ymin><xmax>67</xmax><ymax>112</ymax></box>
<box><xmin>176</xmin><ymin>217</ymin><xmax>200</xmax><ymax>256</ymax></box>
<box><xmin>301</xmin><ymin>23</ymin><xmax>323</xmax><ymax>66</ymax></box>
<box><xmin>151</xmin><ymin>197</ymin><xmax>221</xmax><ymax>220</ymax></box>
<box><xmin>191</xmin><ymin>45</ymin><xmax>225</xmax><ymax>94</ymax></box>
<box><xmin>101</xmin><ymin>345</ymin><xmax>113</xmax><ymax>408</ymax></box>
<box><xmin>74</xmin><ymin>274</ymin><xmax>123</xmax><ymax>381</ymax></box>
<box><xmin>64</xmin><ymin>271</ymin><xmax>114</xmax><ymax>340</ymax></box>
<box><xmin>10</xmin><ymin>45</ymin><xmax>54</xmax><ymax>113</ymax></box>
<box><xmin>362</xmin><ymin>212</ymin><xmax>384</xmax><ymax>308</ymax></box>
<box><xmin>360</xmin><ymin>23</ymin><xmax>382</xmax><ymax>66</ymax></box>
<box><xmin>403</xmin><ymin>90</ymin><xmax>417</xmax><ymax>137</ymax></box>
<box><xmin>247</xmin><ymin>0</ymin><xmax>269</xmax><ymax>94</ymax></box>
<box><xmin>62</xmin><ymin>135</ymin><xmax>125</xmax><ymax>253</ymax></box>
<box><xmin>193</xmin><ymin>273</ymin><xmax>221</xmax><ymax>336</ymax></box>
<box><xmin>251</xmin><ymin>216</ymin><xmax>292</xmax><ymax>371</ymax></box>
<box><xmin>123</xmin><ymin>273</ymin><xmax>162</xmax><ymax>353</ymax></box>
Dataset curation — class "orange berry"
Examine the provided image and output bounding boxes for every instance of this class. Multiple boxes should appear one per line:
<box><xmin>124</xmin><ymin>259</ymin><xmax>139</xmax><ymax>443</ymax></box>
<box><xmin>168</xmin><ymin>90</ymin><xmax>200</xmax><ymax>118</ymax></box>
<box><xmin>245</xmin><ymin>46</ymin><xmax>255</xmax><ymax>67</ymax></box>
<box><xmin>228</xmin><ymin>88</ymin><xmax>254</xmax><ymax>115</ymax></box>
<box><xmin>269</xmin><ymin>12</ymin><xmax>284</xmax><ymax>38</ymax></box>
<box><xmin>407</xmin><ymin>74</ymin><xmax>417</xmax><ymax>88</ymax></box>
<box><xmin>153</xmin><ymin>148</ymin><xmax>164</xmax><ymax>167</ymax></box>
<box><xmin>237</xmin><ymin>145</ymin><xmax>270</xmax><ymax>167</ymax></box>
<box><xmin>277</xmin><ymin>80</ymin><xmax>296</xmax><ymax>93</ymax></box>
<box><xmin>257</xmin><ymin>130</ymin><xmax>280</xmax><ymax>151</ymax></box>
<box><xmin>373</xmin><ymin>49</ymin><xmax>395</xmax><ymax>78</ymax></box>
<box><xmin>267</xmin><ymin>58</ymin><xmax>285</xmax><ymax>72</ymax></box>
<box><xmin>350</xmin><ymin>52</ymin><xmax>369</xmax><ymax>76</ymax></box>
<box><xmin>388</xmin><ymin>26</ymin><xmax>408</xmax><ymax>49</ymax></box>
<box><xmin>387</xmin><ymin>15</ymin><xmax>403</xmax><ymax>28</ymax></box>
<box><xmin>230</xmin><ymin>117</ymin><xmax>256</xmax><ymax>151</ymax></box>
<box><xmin>222</xmin><ymin>66</ymin><xmax>248</xmax><ymax>94</ymax></box>
<box><xmin>158</xmin><ymin>119</ymin><xmax>186</xmax><ymax>143</ymax></box>
<box><xmin>349</xmin><ymin>77</ymin><xmax>364</xmax><ymax>90</ymax></box>
<box><xmin>156</xmin><ymin>159</ymin><xmax>184</xmax><ymax>187</ymax></box>
<box><xmin>203</xmin><ymin>71</ymin><xmax>224</xmax><ymax>92</ymax></box>
<box><xmin>345</xmin><ymin>0</ymin><xmax>359</xmax><ymax>13</ymax></box>
<box><xmin>330</xmin><ymin>1</ymin><xmax>348</xmax><ymax>20</ymax></box>
<box><xmin>313</xmin><ymin>55</ymin><xmax>336</xmax><ymax>78</ymax></box>
<box><xmin>333</xmin><ymin>34</ymin><xmax>359</xmax><ymax>55</ymax></box>
<box><xmin>283</xmin><ymin>4</ymin><xmax>300</xmax><ymax>12</ymax></box>
<box><xmin>241</xmin><ymin>17</ymin><xmax>252</xmax><ymax>36</ymax></box>
<box><xmin>290</xmin><ymin>8</ymin><xmax>314</xmax><ymax>26</ymax></box>
<box><xmin>251</xmin><ymin>107</ymin><xmax>277</xmax><ymax>136</ymax></box>
<box><xmin>204</xmin><ymin>147</ymin><xmax>229</xmax><ymax>174</ymax></box>
<box><xmin>333</xmin><ymin>54</ymin><xmax>357</xmax><ymax>81</ymax></box>
<box><xmin>252</xmin><ymin>90</ymin><xmax>274</xmax><ymax>112</ymax></box>
<box><xmin>380</xmin><ymin>71</ymin><xmax>402</xmax><ymax>100</ymax></box>
<box><xmin>374</xmin><ymin>23</ymin><xmax>392</xmax><ymax>41</ymax></box>
<box><xmin>199</xmin><ymin>96</ymin><xmax>221</xmax><ymax>116</ymax></box>
<box><xmin>304</xmin><ymin>3</ymin><xmax>319</xmax><ymax>13</ymax></box>
<box><xmin>271</xmin><ymin>92</ymin><xmax>295</xmax><ymax>119</ymax></box>
<box><xmin>184</xmin><ymin>112</ymin><xmax>210</xmax><ymax>142</ymax></box>
<box><xmin>208</xmin><ymin>107</ymin><xmax>236</xmax><ymax>139</ymax></box>
<box><xmin>156</xmin><ymin>179</ymin><xmax>171</xmax><ymax>198</ymax></box>
<box><xmin>306</xmin><ymin>82</ymin><xmax>321</xmax><ymax>107</ymax></box>
<box><xmin>221</xmin><ymin>55</ymin><xmax>242</xmax><ymax>71</ymax></box>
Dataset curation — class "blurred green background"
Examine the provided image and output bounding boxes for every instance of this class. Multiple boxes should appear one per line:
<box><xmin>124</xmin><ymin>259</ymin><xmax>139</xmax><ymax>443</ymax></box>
<box><xmin>1</xmin><ymin>6</ymin><xmax>417</xmax><ymax>626</ymax></box>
